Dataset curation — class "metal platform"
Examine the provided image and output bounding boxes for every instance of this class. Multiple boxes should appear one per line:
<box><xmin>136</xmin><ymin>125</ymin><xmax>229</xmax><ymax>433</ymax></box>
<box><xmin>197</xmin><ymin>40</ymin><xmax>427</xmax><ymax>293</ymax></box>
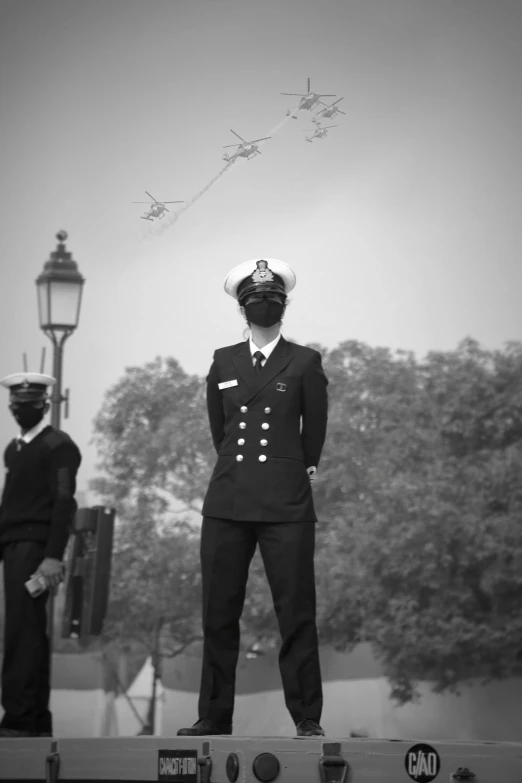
<box><xmin>0</xmin><ymin>736</ymin><xmax>521</xmax><ymax>783</ymax></box>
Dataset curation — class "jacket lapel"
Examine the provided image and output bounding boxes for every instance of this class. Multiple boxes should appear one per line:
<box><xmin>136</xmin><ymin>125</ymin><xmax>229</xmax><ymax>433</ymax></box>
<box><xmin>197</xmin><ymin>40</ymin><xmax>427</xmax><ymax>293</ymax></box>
<box><xmin>235</xmin><ymin>336</ymin><xmax>293</xmax><ymax>405</ymax></box>
<box><xmin>232</xmin><ymin>340</ymin><xmax>257</xmax><ymax>389</ymax></box>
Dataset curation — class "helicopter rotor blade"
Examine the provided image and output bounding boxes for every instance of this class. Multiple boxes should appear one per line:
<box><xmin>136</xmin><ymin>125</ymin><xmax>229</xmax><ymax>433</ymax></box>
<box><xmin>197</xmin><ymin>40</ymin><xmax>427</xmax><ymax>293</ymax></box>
<box><xmin>317</xmin><ymin>94</ymin><xmax>336</xmax><ymax>97</ymax></box>
<box><xmin>324</xmin><ymin>125</ymin><xmax>338</xmax><ymax>129</ymax></box>
<box><xmin>280</xmin><ymin>92</ymin><xmax>305</xmax><ymax>96</ymax></box>
<box><xmin>332</xmin><ymin>97</ymin><xmax>344</xmax><ymax>105</ymax></box>
<box><xmin>337</xmin><ymin>109</ymin><xmax>347</xmax><ymax>115</ymax></box>
<box><xmin>230</xmin><ymin>129</ymin><xmax>247</xmax><ymax>142</ymax></box>
<box><xmin>162</xmin><ymin>200</ymin><xmax>185</xmax><ymax>203</ymax></box>
<box><xmin>223</xmin><ymin>143</ymin><xmax>242</xmax><ymax>148</ymax></box>
<box><xmin>307</xmin><ymin>77</ymin><xmax>310</xmax><ymax>93</ymax></box>
<box><xmin>249</xmin><ymin>136</ymin><xmax>272</xmax><ymax>143</ymax></box>
<box><xmin>145</xmin><ymin>191</ymin><xmax>158</xmax><ymax>202</ymax></box>
<box><xmin>132</xmin><ymin>202</ymin><xmax>155</xmax><ymax>203</ymax></box>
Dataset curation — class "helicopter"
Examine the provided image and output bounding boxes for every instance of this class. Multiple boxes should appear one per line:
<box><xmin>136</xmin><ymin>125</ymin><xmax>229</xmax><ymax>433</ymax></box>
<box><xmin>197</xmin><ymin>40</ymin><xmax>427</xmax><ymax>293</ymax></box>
<box><xmin>132</xmin><ymin>191</ymin><xmax>184</xmax><ymax>221</ymax></box>
<box><xmin>313</xmin><ymin>97</ymin><xmax>346</xmax><ymax>121</ymax></box>
<box><xmin>303</xmin><ymin>123</ymin><xmax>338</xmax><ymax>143</ymax></box>
<box><xmin>222</xmin><ymin>129</ymin><xmax>272</xmax><ymax>162</ymax></box>
<box><xmin>282</xmin><ymin>77</ymin><xmax>336</xmax><ymax>116</ymax></box>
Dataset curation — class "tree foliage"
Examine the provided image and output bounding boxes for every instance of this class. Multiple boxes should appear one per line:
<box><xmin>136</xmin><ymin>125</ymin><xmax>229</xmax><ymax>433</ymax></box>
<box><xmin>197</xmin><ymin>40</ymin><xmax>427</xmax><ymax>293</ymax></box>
<box><xmin>91</xmin><ymin>356</ymin><xmax>215</xmax><ymax>512</ymax></box>
<box><xmin>314</xmin><ymin>337</ymin><xmax>522</xmax><ymax>701</ymax></box>
<box><xmin>91</xmin><ymin>338</ymin><xmax>522</xmax><ymax>703</ymax></box>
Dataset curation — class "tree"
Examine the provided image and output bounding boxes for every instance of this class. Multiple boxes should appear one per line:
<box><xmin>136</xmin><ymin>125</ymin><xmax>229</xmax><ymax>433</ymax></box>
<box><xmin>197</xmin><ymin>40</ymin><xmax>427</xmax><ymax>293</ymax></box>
<box><xmin>90</xmin><ymin>356</ymin><xmax>216</xmax><ymax>513</ymax></box>
<box><xmin>314</xmin><ymin>338</ymin><xmax>522</xmax><ymax>702</ymax></box>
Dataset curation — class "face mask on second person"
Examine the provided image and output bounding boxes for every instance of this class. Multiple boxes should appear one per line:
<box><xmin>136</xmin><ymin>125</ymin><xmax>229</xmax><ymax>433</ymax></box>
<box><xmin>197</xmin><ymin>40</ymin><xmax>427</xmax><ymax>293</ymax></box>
<box><xmin>9</xmin><ymin>402</ymin><xmax>46</xmax><ymax>431</ymax></box>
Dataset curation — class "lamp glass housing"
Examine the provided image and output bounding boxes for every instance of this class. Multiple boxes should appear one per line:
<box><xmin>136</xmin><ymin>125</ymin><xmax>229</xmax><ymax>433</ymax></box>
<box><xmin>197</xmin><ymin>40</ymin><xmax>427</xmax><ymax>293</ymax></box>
<box><xmin>37</xmin><ymin>278</ymin><xmax>83</xmax><ymax>331</ymax></box>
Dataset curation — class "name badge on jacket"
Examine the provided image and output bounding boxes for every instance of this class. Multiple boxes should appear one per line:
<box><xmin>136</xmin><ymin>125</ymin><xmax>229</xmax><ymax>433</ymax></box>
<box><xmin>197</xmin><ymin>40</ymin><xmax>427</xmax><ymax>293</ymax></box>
<box><xmin>218</xmin><ymin>379</ymin><xmax>238</xmax><ymax>390</ymax></box>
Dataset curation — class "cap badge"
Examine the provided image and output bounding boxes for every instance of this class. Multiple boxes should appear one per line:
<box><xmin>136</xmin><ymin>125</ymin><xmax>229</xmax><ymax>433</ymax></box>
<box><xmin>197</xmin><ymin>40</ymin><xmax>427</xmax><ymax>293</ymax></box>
<box><xmin>21</xmin><ymin>379</ymin><xmax>29</xmax><ymax>388</ymax></box>
<box><xmin>252</xmin><ymin>259</ymin><xmax>274</xmax><ymax>283</ymax></box>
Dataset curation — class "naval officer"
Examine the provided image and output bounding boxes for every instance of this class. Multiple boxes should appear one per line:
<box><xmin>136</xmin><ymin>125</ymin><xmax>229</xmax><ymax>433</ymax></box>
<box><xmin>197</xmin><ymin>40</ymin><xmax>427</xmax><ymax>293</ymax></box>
<box><xmin>178</xmin><ymin>258</ymin><xmax>328</xmax><ymax>738</ymax></box>
<box><xmin>0</xmin><ymin>372</ymin><xmax>81</xmax><ymax>738</ymax></box>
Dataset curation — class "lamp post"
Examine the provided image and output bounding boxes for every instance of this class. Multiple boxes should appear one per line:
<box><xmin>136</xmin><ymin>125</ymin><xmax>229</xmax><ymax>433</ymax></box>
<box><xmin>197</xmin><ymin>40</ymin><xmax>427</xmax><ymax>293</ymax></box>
<box><xmin>35</xmin><ymin>230</ymin><xmax>85</xmax><ymax>656</ymax></box>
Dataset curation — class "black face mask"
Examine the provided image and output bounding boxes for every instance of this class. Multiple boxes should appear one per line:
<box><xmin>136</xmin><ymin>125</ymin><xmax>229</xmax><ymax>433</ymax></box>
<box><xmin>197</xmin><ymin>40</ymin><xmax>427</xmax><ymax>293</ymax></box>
<box><xmin>11</xmin><ymin>405</ymin><xmax>45</xmax><ymax>431</ymax></box>
<box><xmin>243</xmin><ymin>300</ymin><xmax>285</xmax><ymax>328</ymax></box>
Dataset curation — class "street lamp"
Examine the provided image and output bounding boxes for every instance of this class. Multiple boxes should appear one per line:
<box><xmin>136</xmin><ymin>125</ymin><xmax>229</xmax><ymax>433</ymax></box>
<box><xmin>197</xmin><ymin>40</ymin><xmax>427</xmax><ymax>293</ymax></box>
<box><xmin>35</xmin><ymin>230</ymin><xmax>85</xmax><ymax>656</ymax></box>
<box><xmin>36</xmin><ymin>230</ymin><xmax>85</xmax><ymax>427</ymax></box>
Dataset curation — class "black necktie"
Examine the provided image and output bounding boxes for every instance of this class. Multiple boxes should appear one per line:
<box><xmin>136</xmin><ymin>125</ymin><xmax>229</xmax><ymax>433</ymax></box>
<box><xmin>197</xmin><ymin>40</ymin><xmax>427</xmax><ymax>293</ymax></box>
<box><xmin>253</xmin><ymin>350</ymin><xmax>265</xmax><ymax>375</ymax></box>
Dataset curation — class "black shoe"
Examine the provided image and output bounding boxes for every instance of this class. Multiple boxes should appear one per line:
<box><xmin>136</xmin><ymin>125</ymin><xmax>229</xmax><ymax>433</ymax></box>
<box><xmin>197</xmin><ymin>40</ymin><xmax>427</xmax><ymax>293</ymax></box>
<box><xmin>296</xmin><ymin>719</ymin><xmax>325</xmax><ymax>737</ymax></box>
<box><xmin>177</xmin><ymin>719</ymin><xmax>232</xmax><ymax>736</ymax></box>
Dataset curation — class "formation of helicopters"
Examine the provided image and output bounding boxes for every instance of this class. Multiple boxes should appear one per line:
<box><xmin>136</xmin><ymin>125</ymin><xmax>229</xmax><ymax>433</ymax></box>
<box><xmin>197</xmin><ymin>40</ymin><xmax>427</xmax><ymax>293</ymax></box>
<box><xmin>134</xmin><ymin>77</ymin><xmax>344</xmax><ymax>221</ymax></box>
<box><xmin>285</xmin><ymin>78</ymin><xmax>346</xmax><ymax>143</ymax></box>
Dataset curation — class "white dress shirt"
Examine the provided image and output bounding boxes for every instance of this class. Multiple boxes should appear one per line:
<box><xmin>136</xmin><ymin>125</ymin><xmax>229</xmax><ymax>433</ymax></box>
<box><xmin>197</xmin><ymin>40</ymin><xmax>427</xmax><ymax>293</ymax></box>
<box><xmin>249</xmin><ymin>332</ymin><xmax>282</xmax><ymax>367</ymax></box>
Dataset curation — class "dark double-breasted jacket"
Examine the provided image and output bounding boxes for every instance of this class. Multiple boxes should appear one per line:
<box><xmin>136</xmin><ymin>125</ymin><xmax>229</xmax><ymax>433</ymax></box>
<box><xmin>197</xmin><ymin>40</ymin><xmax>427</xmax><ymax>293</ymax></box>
<box><xmin>201</xmin><ymin>336</ymin><xmax>328</xmax><ymax>523</ymax></box>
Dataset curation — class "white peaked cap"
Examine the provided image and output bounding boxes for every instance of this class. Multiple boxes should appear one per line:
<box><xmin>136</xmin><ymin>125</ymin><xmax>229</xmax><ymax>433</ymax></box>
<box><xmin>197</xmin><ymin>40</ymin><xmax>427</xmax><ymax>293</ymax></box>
<box><xmin>0</xmin><ymin>372</ymin><xmax>56</xmax><ymax>390</ymax></box>
<box><xmin>224</xmin><ymin>258</ymin><xmax>297</xmax><ymax>301</ymax></box>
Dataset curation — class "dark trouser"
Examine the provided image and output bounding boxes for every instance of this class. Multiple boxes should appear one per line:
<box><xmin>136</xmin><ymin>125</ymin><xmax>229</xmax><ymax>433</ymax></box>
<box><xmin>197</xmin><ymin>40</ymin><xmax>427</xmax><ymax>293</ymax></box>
<box><xmin>0</xmin><ymin>541</ymin><xmax>52</xmax><ymax>734</ymax></box>
<box><xmin>198</xmin><ymin>518</ymin><xmax>322</xmax><ymax>726</ymax></box>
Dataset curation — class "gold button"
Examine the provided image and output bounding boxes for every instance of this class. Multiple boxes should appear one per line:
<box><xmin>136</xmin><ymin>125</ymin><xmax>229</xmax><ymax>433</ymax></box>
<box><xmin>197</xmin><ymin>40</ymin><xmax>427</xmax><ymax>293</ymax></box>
<box><xmin>240</xmin><ymin>406</ymin><xmax>248</xmax><ymax>413</ymax></box>
<box><xmin>261</xmin><ymin>422</ymin><xmax>269</xmax><ymax>430</ymax></box>
<box><xmin>236</xmin><ymin>454</ymin><xmax>244</xmax><ymax>462</ymax></box>
<box><xmin>238</xmin><ymin>438</ymin><xmax>245</xmax><ymax>446</ymax></box>
<box><xmin>264</xmin><ymin>407</ymin><xmax>271</xmax><ymax>414</ymax></box>
<box><xmin>239</xmin><ymin>422</ymin><xmax>246</xmax><ymax>429</ymax></box>
<box><xmin>260</xmin><ymin>439</ymin><xmax>268</xmax><ymax>447</ymax></box>
<box><xmin>258</xmin><ymin>454</ymin><xmax>267</xmax><ymax>462</ymax></box>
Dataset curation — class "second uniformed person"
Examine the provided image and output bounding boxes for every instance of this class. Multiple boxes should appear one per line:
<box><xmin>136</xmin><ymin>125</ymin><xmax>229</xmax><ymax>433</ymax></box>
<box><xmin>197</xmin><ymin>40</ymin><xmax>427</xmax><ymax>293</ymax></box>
<box><xmin>0</xmin><ymin>372</ymin><xmax>82</xmax><ymax>738</ymax></box>
<box><xmin>178</xmin><ymin>258</ymin><xmax>328</xmax><ymax>738</ymax></box>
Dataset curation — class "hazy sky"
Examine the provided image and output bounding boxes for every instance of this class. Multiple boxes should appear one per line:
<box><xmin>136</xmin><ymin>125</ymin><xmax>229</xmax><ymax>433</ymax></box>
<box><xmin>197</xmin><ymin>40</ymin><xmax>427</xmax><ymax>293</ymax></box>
<box><xmin>1</xmin><ymin>0</ymin><xmax>521</xmax><ymax>498</ymax></box>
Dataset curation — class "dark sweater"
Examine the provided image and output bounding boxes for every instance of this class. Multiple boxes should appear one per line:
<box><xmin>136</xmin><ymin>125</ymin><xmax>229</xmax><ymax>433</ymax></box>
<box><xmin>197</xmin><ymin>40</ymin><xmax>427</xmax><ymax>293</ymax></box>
<box><xmin>0</xmin><ymin>425</ymin><xmax>82</xmax><ymax>560</ymax></box>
